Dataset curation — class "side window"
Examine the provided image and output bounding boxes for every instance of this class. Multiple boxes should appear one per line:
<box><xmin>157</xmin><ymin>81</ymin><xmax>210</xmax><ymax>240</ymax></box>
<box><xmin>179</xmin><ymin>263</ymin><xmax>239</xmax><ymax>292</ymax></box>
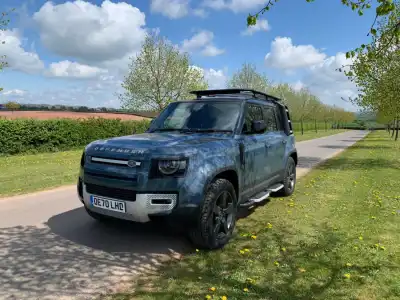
<box><xmin>263</xmin><ymin>106</ymin><xmax>278</xmax><ymax>132</ymax></box>
<box><xmin>242</xmin><ymin>104</ymin><xmax>264</xmax><ymax>134</ymax></box>
<box><xmin>273</xmin><ymin>105</ymin><xmax>284</xmax><ymax>131</ymax></box>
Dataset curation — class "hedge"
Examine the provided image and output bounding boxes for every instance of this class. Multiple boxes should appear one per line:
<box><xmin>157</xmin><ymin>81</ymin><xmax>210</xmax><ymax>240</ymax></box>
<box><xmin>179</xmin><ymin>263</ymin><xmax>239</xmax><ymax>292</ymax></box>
<box><xmin>0</xmin><ymin>118</ymin><xmax>151</xmax><ymax>156</ymax></box>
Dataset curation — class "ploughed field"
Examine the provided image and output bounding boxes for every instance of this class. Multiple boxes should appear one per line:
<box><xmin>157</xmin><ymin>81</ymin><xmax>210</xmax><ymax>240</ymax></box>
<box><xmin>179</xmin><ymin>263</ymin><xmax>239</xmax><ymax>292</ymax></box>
<box><xmin>0</xmin><ymin>111</ymin><xmax>150</xmax><ymax>120</ymax></box>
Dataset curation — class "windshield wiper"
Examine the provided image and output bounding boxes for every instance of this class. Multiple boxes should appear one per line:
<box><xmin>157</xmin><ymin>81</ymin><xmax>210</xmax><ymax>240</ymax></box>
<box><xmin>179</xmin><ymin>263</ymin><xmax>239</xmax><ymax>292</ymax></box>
<box><xmin>180</xmin><ymin>128</ymin><xmax>233</xmax><ymax>133</ymax></box>
<box><xmin>151</xmin><ymin>128</ymin><xmax>181</xmax><ymax>132</ymax></box>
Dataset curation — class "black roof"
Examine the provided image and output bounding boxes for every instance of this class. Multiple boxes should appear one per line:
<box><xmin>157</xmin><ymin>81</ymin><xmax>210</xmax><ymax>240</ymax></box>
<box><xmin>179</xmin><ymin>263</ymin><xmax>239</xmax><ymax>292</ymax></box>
<box><xmin>190</xmin><ymin>88</ymin><xmax>282</xmax><ymax>103</ymax></box>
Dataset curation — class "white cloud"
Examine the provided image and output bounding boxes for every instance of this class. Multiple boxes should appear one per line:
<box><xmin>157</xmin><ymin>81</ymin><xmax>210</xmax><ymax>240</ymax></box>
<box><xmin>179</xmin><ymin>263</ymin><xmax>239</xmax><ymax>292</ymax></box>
<box><xmin>203</xmin><ymin>0</ymin><xmax>267</xmax><ymax>13</ymax></box>
<box><xmin>33</xmin><ymin>0</ymin><xmax>147</xmax><ymax>67</ymax></box>
<box><xmin>192</xmin><ymin>8</ymin><xmax>208</xmax><ymax>17</ymax></box>
<box><xmin>0</xmin><ymin>29</ymin><xmax>44</xmax><ymax>74</ymax></box>
<box><xmin>150</xmin><ymin>0</ymin><xmax>190</xmax><ymax>19</ymax></box>
<box><xmin>191</xmin><ymin>65</ymin><xmax>228</xmax><ymax>89</ymax></box>
<box><xmin>1</xmin><ymin>89</ymin><xmax>27</xmax><ymax>96</ymax></box>
<box><xmin>181</xmin><ymin>30</ymin><xmax>224</xmax><ymax>56</ymax></box>
<box><xmin>301</xmin><ymin>52</ymin><xmax>359</xmax><ymax>110</ymax></box>
<box><xmin>47</xmin><ymin>61</ymin><xmax>108</xmax><ymax>79</ymax></box>
<box><xmin>241</xmin><ymin>19</ymin><xmax>270</xmax><ymax>36</ymax></box>
<box><xmin>265</xmin><ymin>37</ymin><xmax>327</xmax><ymax>70</ymax></box>
<box><xmin>201</xmin><ymin>45</ymin><xmax>225</xmax><ymax>56</ymax></box>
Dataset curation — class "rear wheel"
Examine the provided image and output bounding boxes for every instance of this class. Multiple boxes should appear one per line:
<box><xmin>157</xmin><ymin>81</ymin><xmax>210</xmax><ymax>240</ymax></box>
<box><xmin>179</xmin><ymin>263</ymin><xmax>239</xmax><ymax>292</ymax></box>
<box><xmin>275</xmin><ymin>156</ymin><xmax>296</xmax><ymax>197</ymax></box>
<box><xmin>189</xmin><ymin>178</ymin><xmax>237</xmax><ymax>250</ymax></box>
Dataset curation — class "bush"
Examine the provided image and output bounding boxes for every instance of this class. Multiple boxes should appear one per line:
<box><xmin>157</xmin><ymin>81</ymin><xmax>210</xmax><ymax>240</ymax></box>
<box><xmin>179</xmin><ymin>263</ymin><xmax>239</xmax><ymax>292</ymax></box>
<box><xmin>0</xmin><ymin>118</ymin><xmax>151</xmax><ymax>155</ymax></box>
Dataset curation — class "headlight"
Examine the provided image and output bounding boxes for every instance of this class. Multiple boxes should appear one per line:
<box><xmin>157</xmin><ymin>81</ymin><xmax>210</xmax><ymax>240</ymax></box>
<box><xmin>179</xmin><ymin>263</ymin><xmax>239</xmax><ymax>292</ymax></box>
<box><xmin>158</xmin><ymin>159</ymin><xmax>187</xmax><ymax>175</ymax></box>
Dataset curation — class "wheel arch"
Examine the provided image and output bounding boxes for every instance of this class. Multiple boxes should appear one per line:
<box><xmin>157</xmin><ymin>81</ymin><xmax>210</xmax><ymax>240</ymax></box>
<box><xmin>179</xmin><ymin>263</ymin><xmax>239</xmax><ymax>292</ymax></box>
<box><xmin>204</xmin><ymin>167</ymin><xmax>239</xmax><ymax>199</ymax></box>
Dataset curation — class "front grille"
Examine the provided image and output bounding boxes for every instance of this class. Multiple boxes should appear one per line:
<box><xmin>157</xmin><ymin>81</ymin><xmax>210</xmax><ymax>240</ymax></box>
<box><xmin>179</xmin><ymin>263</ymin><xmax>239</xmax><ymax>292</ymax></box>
<box><xmin>85</xmin><ymin>183</ymin><xmax>136</xmax><ymax>201</ymax></box>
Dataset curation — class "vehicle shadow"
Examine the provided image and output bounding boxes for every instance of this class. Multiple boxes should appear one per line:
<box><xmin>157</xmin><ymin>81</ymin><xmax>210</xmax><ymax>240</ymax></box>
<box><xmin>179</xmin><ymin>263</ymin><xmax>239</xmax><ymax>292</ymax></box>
<box><xmin>0</xmin><ymin>207</ymin><xmax>192</xmax><ymax>300</ymax></box>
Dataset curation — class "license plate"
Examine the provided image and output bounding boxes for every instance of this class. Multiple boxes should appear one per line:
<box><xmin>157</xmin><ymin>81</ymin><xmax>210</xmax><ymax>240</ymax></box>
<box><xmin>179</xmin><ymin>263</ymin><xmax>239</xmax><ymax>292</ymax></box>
<box><xmin>90</xmin><ymin>195</ymin><xmax>126</xmax><ymax>213</ymax></box>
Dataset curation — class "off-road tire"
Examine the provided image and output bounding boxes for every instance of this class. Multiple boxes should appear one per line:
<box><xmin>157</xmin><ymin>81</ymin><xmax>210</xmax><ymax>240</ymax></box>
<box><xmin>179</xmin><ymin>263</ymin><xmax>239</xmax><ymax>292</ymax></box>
<box><xmin>188</xmin><ymin>178</ymin><xmax>237</xmax><ymax>250</ymax></box>
<box><xmin>274</xmin><ymin>156</ymin><xmax>296</xmax><ymax>197</ymax></box>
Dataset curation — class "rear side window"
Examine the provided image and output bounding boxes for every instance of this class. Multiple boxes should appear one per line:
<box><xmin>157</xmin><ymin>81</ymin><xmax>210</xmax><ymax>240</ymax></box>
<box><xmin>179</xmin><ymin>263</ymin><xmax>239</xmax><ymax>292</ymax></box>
<box><xmin>273</xmin><ymin>105</ymin><xmax>284</xmax><ymax>131</ymax></box>
<box><xmin>263</xmin><ymin>106</ymin><xmax>278</xmax><ymax>132</ymax></box>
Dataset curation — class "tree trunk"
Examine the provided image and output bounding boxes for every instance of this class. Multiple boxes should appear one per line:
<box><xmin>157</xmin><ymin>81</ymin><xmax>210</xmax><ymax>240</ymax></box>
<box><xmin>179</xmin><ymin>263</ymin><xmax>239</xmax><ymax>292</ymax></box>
<box><xmin>395</xmin><ymin>119</ymin><xmax>399</xmax><ymax>141</ymax></box>
<box><xmin>325</xmin><ymin>120</ymin><xmax>327</xmax><ymax>131</ymax></box>
<box><xmin>314</xmin><ymin>119</ymin><xmax>317</xmax><ymax>133</ymax></box>
<box><xmin>392</xmin><ymin>121</ymin><xmax>395</xmax><ymax>138</ymax></box>
<box><xmin>301</xmin><ymin>119</ymin><xmax>304</xmax><ymax>135</ymax></box>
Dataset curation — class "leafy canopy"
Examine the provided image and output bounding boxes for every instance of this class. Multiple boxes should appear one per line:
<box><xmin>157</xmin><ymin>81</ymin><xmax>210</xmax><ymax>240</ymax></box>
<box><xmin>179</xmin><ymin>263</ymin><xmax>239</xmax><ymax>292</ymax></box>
<box><xmin>119</xmin><ymin>32</ymin><xmax>208</xmax><ymax>111</ymax></box>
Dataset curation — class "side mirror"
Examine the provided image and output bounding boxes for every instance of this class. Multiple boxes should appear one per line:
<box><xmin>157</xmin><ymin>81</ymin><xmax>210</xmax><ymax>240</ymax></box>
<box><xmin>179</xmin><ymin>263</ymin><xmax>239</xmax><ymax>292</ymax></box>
<box><xmin>251</xmin><ymin>120</ymin><xmax>266</xmax><ymax>133</ymax></box>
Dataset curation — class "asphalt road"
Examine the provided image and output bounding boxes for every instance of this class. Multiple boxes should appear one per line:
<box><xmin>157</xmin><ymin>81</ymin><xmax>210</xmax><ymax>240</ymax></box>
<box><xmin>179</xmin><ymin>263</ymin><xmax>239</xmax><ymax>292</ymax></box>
<box><xmin>0</xmin><ymin>130</ymin><xmax>370</xmax><ymax>300</ymax></box>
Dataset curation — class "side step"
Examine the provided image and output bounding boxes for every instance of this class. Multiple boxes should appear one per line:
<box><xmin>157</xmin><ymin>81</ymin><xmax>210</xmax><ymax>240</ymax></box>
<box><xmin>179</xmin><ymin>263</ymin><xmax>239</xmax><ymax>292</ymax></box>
<box><xmin>240</xmin><ymin>183</ymin><xmax>284</xmax><ymax>207</ymax></box>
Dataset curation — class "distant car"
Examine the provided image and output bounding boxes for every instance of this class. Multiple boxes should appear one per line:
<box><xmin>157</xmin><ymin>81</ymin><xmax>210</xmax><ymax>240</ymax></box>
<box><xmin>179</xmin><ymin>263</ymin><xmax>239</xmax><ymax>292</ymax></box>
<box><xmin>77</xmin><ymin>89</ymin><xmax>298</xmax><ymax>249</ymax></box>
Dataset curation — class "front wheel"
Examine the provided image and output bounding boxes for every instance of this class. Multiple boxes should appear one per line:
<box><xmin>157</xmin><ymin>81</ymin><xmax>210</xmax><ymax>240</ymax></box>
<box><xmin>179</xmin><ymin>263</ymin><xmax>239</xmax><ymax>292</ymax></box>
<box><xmin>188</xmin><ymin>178</ymin><xmax>237</xmax><ymax>250</ymax></box>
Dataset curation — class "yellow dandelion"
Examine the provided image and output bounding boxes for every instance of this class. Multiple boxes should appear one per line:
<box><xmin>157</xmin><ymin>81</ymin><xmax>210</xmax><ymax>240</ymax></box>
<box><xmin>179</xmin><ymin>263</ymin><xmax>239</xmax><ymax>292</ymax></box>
<box><xmin>281</xmin><ymin>247</ymin><xmax>287</xmax><ymax>252</ymax></box>
<box><xmin>266</xmin><ymin>222</ymin><xmax>273</xmax><ymax>229</ymax></box>
<box><xmin>274</xmin><ymin>261</ymin><xmax>280</xmax><ymax>266</ymax></box>
<box><xmin>239</xmin><ymin>250</ymin><xmax>245</xmax><ymax>254</ymax></box>
<box><xmin>380</xmin><ymin>246</ymin><xmax>386</xmax><ymax>250</ymax></box>
<box><xmin>209</xmin><ymin>287</ymin><xmax>216</xmax><ymax>292</ymax></box>
<box><xmin>345</xmin><ymin>263</ymin><xmax>352</xmax><ymax>267</ymax></box>
<box><xmin>244</xmin><ymin>248</ymin><xmax>250</xmax><ymax>252</ymax></box>
<box><xmin>243</xmin><ymin>288</ymin><xmax>249</xmax><ymax>292</ymax></box>
<box><xmin>343</xmin><ymin>273</ymin><xmax>351</xmax><ymax>279</ymax></box>
<box><xmin>358</xmin><ymin>236</ymin><xmax>363</xmax><ymax>240</ymax></box>
<box><xmin>205</xmin><ymin>295</ymin><xmax>212</xmax><ymax>300</ymax></box>
<box><xmin>298</xmin><ymin>268</ymin><xmax>306</xmax><ymax>273</ymax></box>
<box><xmin>251</xmin><ymin>235</ymin><xmax>257</xmax><ymax>240</ymax></box>
<box><xmin>221</xmin><ymin>296</ymin><xmax>227</xmax><ymax>300</ymax></box>
<box><xmin>371</xmin><ymin>216</ymin><xmax>376</xmax><ymax>219</ymax></box>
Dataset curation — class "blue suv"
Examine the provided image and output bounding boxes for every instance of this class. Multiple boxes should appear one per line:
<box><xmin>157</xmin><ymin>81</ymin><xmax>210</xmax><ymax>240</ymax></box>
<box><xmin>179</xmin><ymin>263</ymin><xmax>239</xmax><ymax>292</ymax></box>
<box><xmin>77</xmin><ymin>89</ymin><xmax>298</xmax><ymax>249</ymax></box>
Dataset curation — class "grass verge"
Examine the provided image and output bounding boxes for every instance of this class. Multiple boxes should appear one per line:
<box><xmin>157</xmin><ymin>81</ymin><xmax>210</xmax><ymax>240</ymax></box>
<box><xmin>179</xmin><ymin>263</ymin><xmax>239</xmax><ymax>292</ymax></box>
<box><xmin>105</xmin><ymin>131</ymin><xmax>400</xmax><ymax>300</ymax></box>
<box><xmin>0</xmin><ymin>149</ymin><xmax>81</xmax><ymax>197</ymax></box>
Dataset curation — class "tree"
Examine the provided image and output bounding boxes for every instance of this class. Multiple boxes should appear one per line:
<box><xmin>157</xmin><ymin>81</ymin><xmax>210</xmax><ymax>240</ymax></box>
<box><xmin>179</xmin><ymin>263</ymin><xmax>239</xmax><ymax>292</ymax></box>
<box><xmin>120</xmin><ymin>32</ymin><xmax>208</xmax><ymax>111</ymax></box>
<box><xmin>247</xmin><ymin>0</ymin><xmax>400</xmax><ymax>61</ymax></box>
<box><xmin>1</xmin><ymin>9</ymin><xmax>14</xmax><ymax>92</ymax></box>
<box><xmin>344</xmin><ymin>2</ymin><xmax>400</xmax><ymax>139</ymax></box>
<box><xmin>227</xmin><ymin>63</ymin><xmax>271</xmax><ymax>92</ymax></box>
<box><xmin>5</xmin><ymin>101</ymin><xmax>20</xmax><ymax>112</ymax></box>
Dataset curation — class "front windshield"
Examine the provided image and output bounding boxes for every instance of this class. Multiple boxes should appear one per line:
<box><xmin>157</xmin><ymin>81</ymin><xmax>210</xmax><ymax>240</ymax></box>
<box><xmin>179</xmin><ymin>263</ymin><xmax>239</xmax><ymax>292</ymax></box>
<box><xmin>149</xmin><ymin>101</ymin><xmax>241</xmax><ymax>132</ymax></box>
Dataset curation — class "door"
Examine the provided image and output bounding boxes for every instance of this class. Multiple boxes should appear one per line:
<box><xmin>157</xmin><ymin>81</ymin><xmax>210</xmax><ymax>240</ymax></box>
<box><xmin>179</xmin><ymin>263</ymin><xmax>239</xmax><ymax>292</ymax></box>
<box><xmin>241</xmin><ymin>103</ymin><xmax>271</xmax><ymax>191</ymax></box>
<box><xmin>262</xmin><ymin>105</ymin><xmax>286</xmax><ymax>176</ymax></box>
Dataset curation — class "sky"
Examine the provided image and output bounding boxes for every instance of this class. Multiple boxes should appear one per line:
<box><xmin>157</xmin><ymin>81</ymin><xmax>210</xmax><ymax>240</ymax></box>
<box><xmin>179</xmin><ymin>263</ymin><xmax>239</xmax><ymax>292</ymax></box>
<box><xmin>0</xmin><ymin>0</ymin><xmax>377</xmax><ymax>111</ymax></box>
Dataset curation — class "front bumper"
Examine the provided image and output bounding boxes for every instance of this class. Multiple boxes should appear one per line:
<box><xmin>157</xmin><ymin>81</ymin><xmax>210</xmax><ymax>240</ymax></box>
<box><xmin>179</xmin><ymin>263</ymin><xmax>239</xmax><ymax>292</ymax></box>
<box><xmin>77</xmin><ymin>179</ymin><xmax>199</xmax><ymax>225</ymax></box>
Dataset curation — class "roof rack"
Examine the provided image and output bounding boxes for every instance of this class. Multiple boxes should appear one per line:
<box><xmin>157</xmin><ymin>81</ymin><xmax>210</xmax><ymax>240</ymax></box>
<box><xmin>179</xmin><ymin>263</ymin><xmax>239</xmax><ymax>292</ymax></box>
<box><xmin>190</xmin><ymin>88</ymin><xmax>281</xmax><ymax>102</ymax></box>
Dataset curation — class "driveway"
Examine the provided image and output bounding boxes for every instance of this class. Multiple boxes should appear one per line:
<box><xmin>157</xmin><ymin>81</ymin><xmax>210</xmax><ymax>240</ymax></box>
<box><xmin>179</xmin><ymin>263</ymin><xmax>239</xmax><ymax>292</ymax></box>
<box><xmin>0</xmin><ymin>130</ymin><xmax>370</xmax><ymax>300</ymax></box>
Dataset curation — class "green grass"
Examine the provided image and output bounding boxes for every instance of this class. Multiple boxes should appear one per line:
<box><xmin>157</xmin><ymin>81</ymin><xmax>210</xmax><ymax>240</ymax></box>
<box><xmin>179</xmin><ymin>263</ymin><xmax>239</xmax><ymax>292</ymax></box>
<box><xmin>0</xmin><ymin>149</ymin><xmax>82</xmax><ymax>197</ymax></box>
<box><xmin>293</xmin><ymin>129</ymin><xmax>348</xmax><ymax>142</ymax></box>
<box><xmin>105</xmin><ymin>131</ymin><xmax>400</xmax><ymax>300</ymax></box>
<box><xmin>0</xmin><ymin>129</ymin><xmax>348</xmax><ymax>198</ymax></box>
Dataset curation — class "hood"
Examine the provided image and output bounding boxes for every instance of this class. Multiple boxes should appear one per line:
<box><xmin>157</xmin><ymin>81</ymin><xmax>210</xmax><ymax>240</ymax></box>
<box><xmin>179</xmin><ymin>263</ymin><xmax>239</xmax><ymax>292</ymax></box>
<box><xmin>85</xmin><ymin>132</ymin><xmax>233</xmax><ymax>158</ymax></box>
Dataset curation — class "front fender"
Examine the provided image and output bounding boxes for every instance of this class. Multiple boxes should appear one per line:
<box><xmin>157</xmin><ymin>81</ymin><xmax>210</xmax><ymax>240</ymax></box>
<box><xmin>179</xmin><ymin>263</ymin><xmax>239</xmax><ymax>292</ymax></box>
<box><xmin>182</xmin><ymin>150</ymin><xmax>239</xmax><ymax>205</ymax></box>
